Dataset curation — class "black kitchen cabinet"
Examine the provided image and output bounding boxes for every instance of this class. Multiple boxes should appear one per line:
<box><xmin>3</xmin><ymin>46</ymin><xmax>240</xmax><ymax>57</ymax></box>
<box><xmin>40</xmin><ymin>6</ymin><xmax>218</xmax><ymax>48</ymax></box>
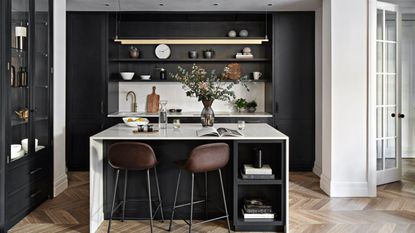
<box><xmin>66</xmin><ymin>13</ymin><xmax>116</xmax><ymax>171</ymax></box>
<box><xmin>273</xmin><ymin>12</ymin><xmax>315</xmax><ymax>171</ymax></box>
<box><xmin>0</xmin><ymin>0</ymin><xmax>53</xmax><ymax>231</ymax></box>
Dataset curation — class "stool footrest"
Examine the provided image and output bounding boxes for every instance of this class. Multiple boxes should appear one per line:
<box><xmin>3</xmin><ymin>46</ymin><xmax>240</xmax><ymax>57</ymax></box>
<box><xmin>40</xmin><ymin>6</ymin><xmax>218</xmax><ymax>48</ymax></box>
<box><xmin>173</xmin><ymin>199</ymin><xmax>205</xmax><ymax>209</ymax></box>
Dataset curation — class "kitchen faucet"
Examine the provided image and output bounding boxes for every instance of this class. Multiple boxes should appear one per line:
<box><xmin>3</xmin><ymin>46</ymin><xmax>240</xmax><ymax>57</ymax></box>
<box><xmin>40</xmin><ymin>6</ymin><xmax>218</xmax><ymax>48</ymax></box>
<box><xmin>126</xmin><ymin>91</ymin><xmax>138</xmax><ymax>112</ymax></box>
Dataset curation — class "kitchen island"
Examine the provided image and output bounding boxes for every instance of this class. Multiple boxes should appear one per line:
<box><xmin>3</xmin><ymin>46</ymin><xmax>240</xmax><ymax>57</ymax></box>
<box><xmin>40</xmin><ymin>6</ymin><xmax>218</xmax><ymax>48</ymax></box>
<box><xmin>90</xmin><ymin>123</ymin><xmax>288</xmax><ymax>232</ymax></box>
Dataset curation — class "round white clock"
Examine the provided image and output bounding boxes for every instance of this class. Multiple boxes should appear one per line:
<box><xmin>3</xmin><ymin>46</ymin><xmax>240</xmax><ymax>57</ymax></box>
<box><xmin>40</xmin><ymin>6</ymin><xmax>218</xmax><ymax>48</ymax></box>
<box><xmin>155</xmin><ymin>44</ymin><xmax>171</xmax><ymax>59</ymax></box>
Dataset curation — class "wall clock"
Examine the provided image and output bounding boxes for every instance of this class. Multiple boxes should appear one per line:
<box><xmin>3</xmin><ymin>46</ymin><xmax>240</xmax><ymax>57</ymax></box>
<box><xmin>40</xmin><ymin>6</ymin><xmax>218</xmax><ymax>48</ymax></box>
<box><xmin>155</xmin><ymin>44</ymin><xmax>171</xmax><ymax>59</ymax></box>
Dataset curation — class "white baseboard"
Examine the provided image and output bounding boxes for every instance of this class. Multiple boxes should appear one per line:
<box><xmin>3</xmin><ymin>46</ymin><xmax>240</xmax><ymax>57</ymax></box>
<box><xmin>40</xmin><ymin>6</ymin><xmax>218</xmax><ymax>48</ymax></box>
<box><xmin>320</xmin><ymin>173</ymin><xmax>371</xmax><ymax>197</ymax></box>
<box><xmin>312</xmin><ymin>163</ymin><xmax>322</xmax><ymax>177</ymax></box>
<box><xmin>54</xmin><ymin>173</ymin><xmax>68</xmax><ymax>197</ymax></box>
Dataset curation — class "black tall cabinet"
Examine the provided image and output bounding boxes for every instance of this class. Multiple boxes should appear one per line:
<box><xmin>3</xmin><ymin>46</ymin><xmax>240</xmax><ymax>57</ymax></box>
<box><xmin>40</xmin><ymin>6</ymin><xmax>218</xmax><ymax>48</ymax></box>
<box><xmin>0</xmin><ymin>0</ymin><xmax>54</xmax><ymax>231</ymax></box>
<box><xmin>66</xmin><ymin>13</ymin><xmax>110</xmax><ymax>171</ymax></box>
<box><xmin>273</xmin><ymin>13</ymin><xmax>315</xmax><ymax>171</ymax></box>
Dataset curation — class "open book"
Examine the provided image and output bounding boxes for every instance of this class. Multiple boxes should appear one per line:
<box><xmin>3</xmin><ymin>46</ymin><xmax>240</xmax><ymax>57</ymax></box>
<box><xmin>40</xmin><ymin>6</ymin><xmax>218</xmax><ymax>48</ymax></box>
<box><xmin>196</xmin><ymin>127</ymin><xmax>242</xmax><ymax>137</ymax></box>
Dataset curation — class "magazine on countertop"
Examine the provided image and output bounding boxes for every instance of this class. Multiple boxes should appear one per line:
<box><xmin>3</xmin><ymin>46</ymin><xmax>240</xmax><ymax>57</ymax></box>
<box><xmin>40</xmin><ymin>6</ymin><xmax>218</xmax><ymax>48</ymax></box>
<box><xmin>196</xmin><ymin>127</ymin><xmax>242</xmax><ymax>137</ymax></box>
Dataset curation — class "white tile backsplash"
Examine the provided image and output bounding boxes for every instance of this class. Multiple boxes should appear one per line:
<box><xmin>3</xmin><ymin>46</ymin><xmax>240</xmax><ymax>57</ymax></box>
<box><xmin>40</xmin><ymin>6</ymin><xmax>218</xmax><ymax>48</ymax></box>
<box><xmin>118</xmin><ymin>82</ymin><xmax>265</xmax><ymax>112</ymax></box>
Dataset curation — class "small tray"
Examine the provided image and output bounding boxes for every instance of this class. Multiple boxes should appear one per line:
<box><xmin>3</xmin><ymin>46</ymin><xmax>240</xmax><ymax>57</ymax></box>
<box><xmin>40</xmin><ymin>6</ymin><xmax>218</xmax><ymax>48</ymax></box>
<box><xmin>132</xmin><ymin>130</ymin><xmax>159</xmax><ymax>134</ymax></box>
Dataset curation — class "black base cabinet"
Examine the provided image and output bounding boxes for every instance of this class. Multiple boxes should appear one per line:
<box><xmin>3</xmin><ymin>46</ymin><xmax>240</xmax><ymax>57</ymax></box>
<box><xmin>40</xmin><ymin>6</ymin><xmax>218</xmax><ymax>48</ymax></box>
<box><xmin>0</xmin><ymin>0</ymin><xmax>54</xmax><ymax>232</ymax></box>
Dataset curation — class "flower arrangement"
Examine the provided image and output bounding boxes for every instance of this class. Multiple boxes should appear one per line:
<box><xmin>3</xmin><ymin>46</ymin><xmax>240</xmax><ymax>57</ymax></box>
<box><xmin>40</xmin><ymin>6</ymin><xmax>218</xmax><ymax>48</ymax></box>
<box><xmin>172</xmin><ymin>64</ymin><xmax>238</xmax><ymax>102</ymax></box>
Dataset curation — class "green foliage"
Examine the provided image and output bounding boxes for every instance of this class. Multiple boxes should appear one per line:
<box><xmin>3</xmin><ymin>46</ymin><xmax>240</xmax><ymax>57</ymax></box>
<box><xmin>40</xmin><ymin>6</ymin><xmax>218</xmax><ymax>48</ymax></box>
<box><xmin>246</xmin><ymin>100</ymin><xmax>257</xmax><ymax>108</ymax></box>
<box><xmin>235</xmin><ymin>98</ymin><xmax>248</xmax><ymax>108</ymax></box>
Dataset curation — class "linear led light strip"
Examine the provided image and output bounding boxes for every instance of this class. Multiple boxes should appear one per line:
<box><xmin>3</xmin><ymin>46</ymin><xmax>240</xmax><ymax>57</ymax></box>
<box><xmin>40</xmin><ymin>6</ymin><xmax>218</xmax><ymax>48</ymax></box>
<box><xmin>114</xmin><ymin>38</ymin><xmax>269</xmax><ymax>45</ymax></box>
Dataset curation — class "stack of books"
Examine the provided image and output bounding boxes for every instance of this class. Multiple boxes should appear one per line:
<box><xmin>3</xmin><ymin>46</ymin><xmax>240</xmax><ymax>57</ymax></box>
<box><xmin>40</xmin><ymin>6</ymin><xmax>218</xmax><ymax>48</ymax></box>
<box><xmin>242</xmin><ymin>198</ymin><xmax>275</xmax><ymax>221</ymax></box>
<box><xmin>241</xmin><ymin>164</ymin><xmax>275</xmax><ymax>180</ymax></box>
<box><xmin>235</xmin><ymin>53</ymin><xmax>254</xmax><ymax>59</ymax></box>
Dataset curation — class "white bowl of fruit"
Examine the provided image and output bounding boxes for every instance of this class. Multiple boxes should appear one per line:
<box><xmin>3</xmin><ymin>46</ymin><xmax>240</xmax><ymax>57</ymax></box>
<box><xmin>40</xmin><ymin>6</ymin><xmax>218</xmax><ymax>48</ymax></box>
<box><xmin>123</xmin><ymin>117</ymin><xmax>149</xmax><ymax>127</ymax></box>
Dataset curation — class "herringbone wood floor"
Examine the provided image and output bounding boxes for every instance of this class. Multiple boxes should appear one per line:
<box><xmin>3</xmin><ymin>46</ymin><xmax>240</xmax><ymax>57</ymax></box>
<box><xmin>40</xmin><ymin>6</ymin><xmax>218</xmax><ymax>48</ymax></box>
<box><xmin>9</xmin><ymin>159</ymin><xmax>415</xmax><ymax>233</ymax></box>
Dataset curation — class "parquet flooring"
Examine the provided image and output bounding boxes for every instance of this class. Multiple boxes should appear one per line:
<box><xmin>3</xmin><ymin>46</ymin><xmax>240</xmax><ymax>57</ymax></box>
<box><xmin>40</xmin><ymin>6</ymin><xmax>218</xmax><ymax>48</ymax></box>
<box><xmin>9</xmin><ymin>159</ymin><xmax>415</xmax><ymax>233</ymax></box>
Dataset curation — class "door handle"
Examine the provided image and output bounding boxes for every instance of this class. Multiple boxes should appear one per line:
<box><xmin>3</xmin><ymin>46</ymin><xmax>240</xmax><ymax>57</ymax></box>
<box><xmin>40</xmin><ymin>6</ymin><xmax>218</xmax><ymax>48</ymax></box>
<box><xmin>391</xmin><ymin>113</ymin><xmax>396</xmax><ymax>117</ymax></box>
<box><xmin>398</xmin><ymin>113</ymin><xmax>405</xmax><ymax>118</ymax></box>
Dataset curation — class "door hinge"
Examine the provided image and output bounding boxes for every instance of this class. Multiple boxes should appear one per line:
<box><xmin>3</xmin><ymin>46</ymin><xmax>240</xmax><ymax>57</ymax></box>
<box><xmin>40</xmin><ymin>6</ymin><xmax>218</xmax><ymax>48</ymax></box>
<box><xmin>50</xmin><ymin>67</ymin><xmax>54</xmax><ymax>74</ymax></box>
<box><xmin>7</xmin><ymin>62</ymin><xmax>10</xmax><ymax>70</ymax></box>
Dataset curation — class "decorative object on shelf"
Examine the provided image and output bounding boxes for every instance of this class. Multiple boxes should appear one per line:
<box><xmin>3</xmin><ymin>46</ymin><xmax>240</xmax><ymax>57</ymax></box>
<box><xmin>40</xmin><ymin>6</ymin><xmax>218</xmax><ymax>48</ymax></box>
<box><xmin>253</xmin><ymin>147</ymin><xmax>263</xmax><ymax>168</ymax></box>
<box><xmin>159</xmin><ymin>100</ymin><xmax>168</xmax><ymax>129</ymax></box>
<box><xmin>253</xmin><ymin>71</ymin><xmax>262</xmax><ymax>81</ymax></box>
<box><xmin>21</xmin><ymin>138</ymin><xmax>38</xmax><ymax>153</ymax></box>
<box><xmin>140</xmin><ymin>74</ymin><xmax>151</xmax><ymax>80</ymax></box>
<box><xmin>10</xmin><ymin>65</ymin><xmax>16</xmax><ymax>87</ymax></box>
<box><xmin>159</xmin><ymin>68</ymin><xmax>166</xmax><ymax>80</ymax></box>
<box><xmin>122</xmin><ymin>117</ymin><xmax>149</xmax><ymax>127</ymax></box>
<box><xmin>242</xmin><ymin>198</ymin><xmax>275</xmax><ymax>221</ymax></box>
<box><xmin>173</xmin><ymin>119</ymin><xmax>181</xmax><ymax>129</ymax></box>
<box><xmin>236</xmin><ymin>47</ymin><xmax>254</xmax><ymax>59</ymax></box>
<box><xmin>155</xmin><ymin>44</ymin><xmax>171</xmax><ymax>59</ymax></box>
<box><xmin>188</xmin><ymin>50</ymin><xmax>198</xmax><ymax>59</ymax></box>
<box><xmin>147</xmin><ymin>86</ymin><xmax>160</xmax><ymax>113</ymax></box>
<box><xmin>169</xmin><ymin>109</ymin><xmax>182</xmax><ymax>113</ymax></box>
<box><xmin>241</xmin><ymin>164</ymin><xmax>274</xmax><ymax>180</ymax></box>
<box><xmin>15</xmin><ymin>108</ymin><xmax>29</xmax><ymax>122</ymax></box>
<box><xmin>120</xmin><ymin>72</ymin><xmax>135</xmax><ymax>80</ymax></box>
<box><xmin>227</xmin><ymin>30</ymin><xmax>237</xmax><ymax>37</ymax></box>
<box><xmin>223</xmin><ymin>63</ymin><xmax>241</xmax><ymax>80</ymax></box>
<box><xmin>172</xmin><ymin>64</ymin><xmax>240</xmax><ymax>127</ymax></box>
<box><xmin>242</xmin><ymin>47</ymin><xmax>252</xmax><ymax>54</ymax></box>
<box><xmin>18</xmin><ymin>67</ymin><xmax>28</xmax><ymax>87</ymax></box>
<box><xmin>235</xmin><ymin>98</ymin><xmax>248</xmax><ymax>112</ymax></box>
<box><xmin>239</xmin><ymin>29</ymin><xmax>249</xmax><ymax>37</ymax></box>
<box><xmin>15</xmin><ymin>26</ymin><xmax>27</xmax><ymax>50</ymax></box>
<box><xmin>129</xmin><ymin>46</ymin><xmax>140</xmax><ymax>58</ymax></box>
<box><xmin>247</xmin><ymin>100</ymin><xmax>257</xmax><ymax>113</ymax></box>
<box><xmin>203</xmin><ymin>49</ymin><xmax>215</xmax><ymax>59</ymax></box>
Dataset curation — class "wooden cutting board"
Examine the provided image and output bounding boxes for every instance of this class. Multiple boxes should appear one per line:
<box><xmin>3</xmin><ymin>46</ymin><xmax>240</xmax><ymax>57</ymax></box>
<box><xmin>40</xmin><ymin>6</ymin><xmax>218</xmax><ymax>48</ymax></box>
<box><xmin>147</xmin><ymin>86</ymin><xmax>160</xmax><ymax>113</ymax></box>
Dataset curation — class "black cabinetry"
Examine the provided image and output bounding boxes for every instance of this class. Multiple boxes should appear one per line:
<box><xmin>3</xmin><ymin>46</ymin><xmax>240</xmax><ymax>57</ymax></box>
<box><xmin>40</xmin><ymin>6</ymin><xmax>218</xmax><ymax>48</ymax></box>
<box><xmin>66</xmin><ymin>13</ymin><xmax>117</xmax><ymax>170</ymax></box>
<box><xmin>0</xmin><ymin>0</ymin><xmax>53</xmax><ymax>231</ymax></box>
<box><xmin>273</xmin><ymin>13</ymin><xmax>315</xmax><ymax>171</ymax></box>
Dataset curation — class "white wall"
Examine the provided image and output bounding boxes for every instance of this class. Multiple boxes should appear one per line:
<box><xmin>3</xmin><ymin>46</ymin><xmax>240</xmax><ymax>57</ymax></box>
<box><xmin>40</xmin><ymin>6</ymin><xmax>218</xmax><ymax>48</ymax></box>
<box><xmin>314</xmin><ymin>6</ymin><xmax>323</xmax><ymax>177</ymax></box>
<box><xmin>53</xmin><ymin>0</ymin><xmax>68</xmax><ymax>197</ymax></box>
<box><xmin>320</xmin><ymin>0</ymin><xmax>375</xmax><ymax>197</ymax></box>
<box><xmin>118</xmin><ymin>82</ymin><xmax>265</xmax><ymax>113</ymax></box>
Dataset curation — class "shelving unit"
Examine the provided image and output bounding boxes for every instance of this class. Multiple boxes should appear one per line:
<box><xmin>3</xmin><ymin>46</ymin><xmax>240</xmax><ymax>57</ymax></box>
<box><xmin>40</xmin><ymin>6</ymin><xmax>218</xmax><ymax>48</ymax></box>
<box><xmin>233</xmin><ymin>140</ymin><xmax>286</xmax><ymax>232</ymax></box>
<box><xmin>109</xmin><ymin>58</ymin><xmax>270</xmax><ymax>62</ymax></box>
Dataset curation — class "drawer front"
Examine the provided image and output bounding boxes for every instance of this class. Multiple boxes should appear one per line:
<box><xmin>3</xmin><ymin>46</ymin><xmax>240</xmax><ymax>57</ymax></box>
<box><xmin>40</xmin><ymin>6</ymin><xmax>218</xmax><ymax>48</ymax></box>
<box><xmin>6</xmin><ymin>179</ymin><xmax>49</xmax><ymax>223</ymax></box>
<box><xmin>7</xmin><ymin>152</ymin><xmax>51</xmax><ymax>195</ymax></box>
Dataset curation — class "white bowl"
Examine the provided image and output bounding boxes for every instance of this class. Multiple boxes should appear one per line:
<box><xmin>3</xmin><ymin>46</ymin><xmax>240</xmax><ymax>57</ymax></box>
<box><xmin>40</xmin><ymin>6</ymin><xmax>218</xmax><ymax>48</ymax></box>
<box><xmin>11</xmin><ymin>144</ymin><xmax>22</xmax><ymax>155</ymax></box>
<box><xmin>122</xmin><ymin>117</ymin><xmax>150</xmax><ymax>127</ymax></box>
<box><xmin>120</xmin><ymin>72</ymin><xmax>135</xmax><ymax>80</ymax></box>
<box><xmin>140</xmin><ymin>75</ymin><xmax>151</xmax><ymax>80</ymax></box>
<box><xmin>21</xmin><ymin>138</ymin><xmax>38</xmax><ymax>153</ymax></box>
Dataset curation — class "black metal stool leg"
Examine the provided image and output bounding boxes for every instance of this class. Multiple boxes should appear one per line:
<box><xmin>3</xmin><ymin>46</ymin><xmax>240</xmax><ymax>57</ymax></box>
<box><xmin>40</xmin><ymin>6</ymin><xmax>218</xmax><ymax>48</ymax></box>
<box><xmin>154</xmin><ymin>166</ymin><xmax>164</xmax><ymax>222</ymax></box>
<box><xmin>189</xmin><ymin>173</ymin><xmax>194</xmax><ymax>233</ymax></box>
<box><xmin>205</xmin><ymin>172</ymin><xmax>208</xmax><ymax>219</ymax></box>
<box><xmin>169</xmin><ymin>169</ymin><xmax>181</xmax><ymax>231</ymax></box>
<box><xmin>219</xmin><ymin>169</ymin><xmax>231</xmax><ymax>233</ymax></box>
<box><xmin>146</xmin><ymin>169</ymin><xmax>154</xmax><ymax>233</ymax></box>
<box><xmin>121</xmin><ymin>170</ymin><xmax>128</xmax><ymax>222</ymax></box>
<box><xmin>108</xmin><ymin>169</ymin><xmax>120</xmax><ymax>233</ymax></box>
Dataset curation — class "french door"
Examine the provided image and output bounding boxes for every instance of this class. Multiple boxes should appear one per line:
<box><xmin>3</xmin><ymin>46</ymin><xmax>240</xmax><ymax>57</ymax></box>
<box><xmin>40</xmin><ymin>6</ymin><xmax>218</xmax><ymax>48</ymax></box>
<box><xmin>376</xmin><ymin>2</ymin><xmax>403</xmax><ymax>185</ymax></box>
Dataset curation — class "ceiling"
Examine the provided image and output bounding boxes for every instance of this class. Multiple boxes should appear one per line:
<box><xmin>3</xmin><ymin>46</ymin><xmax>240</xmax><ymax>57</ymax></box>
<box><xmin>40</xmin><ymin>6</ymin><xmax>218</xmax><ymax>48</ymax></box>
<box><xmin>66</xmin><ymin>0</ymin><xmax>322</xmax><ymax>12</ymax></box>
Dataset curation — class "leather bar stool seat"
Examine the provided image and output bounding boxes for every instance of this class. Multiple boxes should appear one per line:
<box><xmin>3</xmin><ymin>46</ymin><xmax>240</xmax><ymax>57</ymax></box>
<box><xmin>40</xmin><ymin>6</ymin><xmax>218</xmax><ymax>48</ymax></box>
<box><xmin>169</xmin><ymin>143</ymin><xmax>231</xmax><ymax>233</ymax></box>
<box><xmin>108</xmin><ymin>142</ymin><xmax>164</xmax><ymax>233</ymax></box>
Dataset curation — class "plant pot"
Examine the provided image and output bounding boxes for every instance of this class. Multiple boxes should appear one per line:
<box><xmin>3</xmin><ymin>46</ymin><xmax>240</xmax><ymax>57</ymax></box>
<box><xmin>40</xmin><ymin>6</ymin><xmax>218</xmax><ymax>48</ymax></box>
<box><xmin>201</xmin><ymin>100</ymin><xmax>215</xmax><ymax>127</ymax></box>
<box><xmin>237</xmin><ymin>107</ymin><xmax>247</xmax><ymax>113</ymax></box>
<box><xmin>247</xmin><ymin>107</ymin><xmax>256</xmax><ymax>113</ymax></box>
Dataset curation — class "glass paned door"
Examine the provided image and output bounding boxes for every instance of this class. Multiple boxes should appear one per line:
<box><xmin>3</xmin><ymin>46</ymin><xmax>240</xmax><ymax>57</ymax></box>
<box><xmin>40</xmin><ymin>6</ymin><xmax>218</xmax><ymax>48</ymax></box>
<box><xmin>376</xmin><ymin>2</ymin><xmax>401</xmax><ymax>185</ymax></box>
<box><xmin>33</xmin><ymin>0</ymin><xmax>50</xmax><ymax>153</ymax></box>
<box><xmin>9</xmin><ymin>0</ymin><xmax>30</xmax><ymax>162</ymax></box>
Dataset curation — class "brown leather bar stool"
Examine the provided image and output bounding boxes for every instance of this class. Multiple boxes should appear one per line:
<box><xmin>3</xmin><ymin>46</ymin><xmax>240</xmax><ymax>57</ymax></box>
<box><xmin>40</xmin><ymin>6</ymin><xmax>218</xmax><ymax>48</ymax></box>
<box><xmin>108</xmin><ymin>142</ymin><xmax>164</xmax><ymax>233</ymax></box>
<box><xmin>168</xmin><ymin>143</ymin><xmax>231</xmax><ymax>233</ymax></box>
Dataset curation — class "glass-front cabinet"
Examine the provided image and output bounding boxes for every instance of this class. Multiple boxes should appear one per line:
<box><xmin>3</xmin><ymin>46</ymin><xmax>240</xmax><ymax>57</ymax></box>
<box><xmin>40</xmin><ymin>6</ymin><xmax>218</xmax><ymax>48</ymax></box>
<box><xmin>1</xmin><ymin>0</ymin><xmax>53</xmax><ymax>231</ymax></box>
<box><xmin>9</xmin><ymin>0</ymin><xmax>52</xmax><ymax>163</ymax></box>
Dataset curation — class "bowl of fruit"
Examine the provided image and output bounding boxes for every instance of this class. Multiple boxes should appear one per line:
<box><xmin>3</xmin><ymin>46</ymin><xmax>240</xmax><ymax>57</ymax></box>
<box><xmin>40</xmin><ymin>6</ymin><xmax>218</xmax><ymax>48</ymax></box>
<box><xmin>123</xmin><ymin>117</ymin><xmax>149</xmax><ymax>127</ymax></box>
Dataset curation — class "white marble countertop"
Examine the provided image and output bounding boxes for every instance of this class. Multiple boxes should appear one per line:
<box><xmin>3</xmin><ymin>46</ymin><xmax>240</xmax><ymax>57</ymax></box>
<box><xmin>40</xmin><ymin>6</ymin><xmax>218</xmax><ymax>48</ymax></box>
<box><xmin>107</xmin><ymin>111</ymin><xmax>273</xmax><ymax>118</ymax></box>
<box><xmin>91</xmin><ymin>123</ymin><xmax>288</xmax><ymax>140</ymax></box>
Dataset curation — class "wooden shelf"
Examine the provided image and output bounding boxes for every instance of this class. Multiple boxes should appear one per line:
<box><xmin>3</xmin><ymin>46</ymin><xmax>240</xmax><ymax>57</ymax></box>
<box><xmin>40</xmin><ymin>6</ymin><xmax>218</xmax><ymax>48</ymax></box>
<box><xmin>109</xmin><ymin>58</ymin><xmax>270</xmax><ymax>63</ymax></box>
<box><xmin>114</xmin><ymin>38</ymin><xmax>269</xmax><ymax>45</ymax></box>
<box><xmin>237</xmin><ymin>218</ymin><xmax>283</xmax><ymax>226</ymax></box>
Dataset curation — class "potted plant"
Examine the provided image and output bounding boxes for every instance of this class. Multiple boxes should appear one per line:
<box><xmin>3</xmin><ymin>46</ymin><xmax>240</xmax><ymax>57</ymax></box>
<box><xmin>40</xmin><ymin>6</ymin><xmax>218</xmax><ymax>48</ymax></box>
<box><xmin>235</xmin><ymin>98</ymin><xmax>248</xmax><ymax>112</ymax></box>
<box><xmin>247</xmin><ymin>100</ymin><xmax>257</xmax><ymax>113</ymax></box>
